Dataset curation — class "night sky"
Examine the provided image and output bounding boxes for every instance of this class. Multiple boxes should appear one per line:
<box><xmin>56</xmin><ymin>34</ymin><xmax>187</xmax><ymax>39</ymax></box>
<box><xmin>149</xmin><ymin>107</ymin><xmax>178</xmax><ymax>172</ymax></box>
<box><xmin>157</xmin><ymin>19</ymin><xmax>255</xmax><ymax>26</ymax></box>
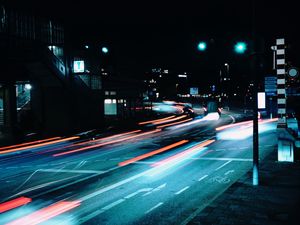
<box><xmin>5</xmin><ymin>0</ymin><xmax>300</xmax><ymax>85</ymax></box>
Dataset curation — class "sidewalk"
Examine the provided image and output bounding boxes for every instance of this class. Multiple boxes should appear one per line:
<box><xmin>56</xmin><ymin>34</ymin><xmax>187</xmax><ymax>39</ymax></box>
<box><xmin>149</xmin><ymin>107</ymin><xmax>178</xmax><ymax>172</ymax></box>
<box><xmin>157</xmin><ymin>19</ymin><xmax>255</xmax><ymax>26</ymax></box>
<box><xmin>188</xmin><ymin>148</ymin><xmax>300</xmax><ymax>225</ymax></box>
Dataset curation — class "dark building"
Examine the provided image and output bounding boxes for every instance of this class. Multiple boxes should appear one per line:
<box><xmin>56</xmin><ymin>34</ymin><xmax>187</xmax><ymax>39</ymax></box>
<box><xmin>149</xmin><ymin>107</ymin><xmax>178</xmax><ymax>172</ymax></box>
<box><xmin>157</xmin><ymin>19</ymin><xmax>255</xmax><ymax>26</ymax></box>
<box><xmin>0</xmin><ymin>4</ymin><xmax>104</xmax><ymax>145</ymax></box>
<box><xmin>0</xmin><ymin>4</ymin><xmax>147</xmax><ymax>145</ymax></box>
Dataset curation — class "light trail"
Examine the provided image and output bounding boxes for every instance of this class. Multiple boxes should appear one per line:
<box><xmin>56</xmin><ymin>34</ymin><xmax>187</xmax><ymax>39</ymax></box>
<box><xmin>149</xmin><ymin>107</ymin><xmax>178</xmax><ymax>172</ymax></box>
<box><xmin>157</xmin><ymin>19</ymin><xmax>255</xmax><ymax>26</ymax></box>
<box><xmin>216</xmin><ymin>118</ymin><xmax>278</xmax><ymax>132</ymax></box>
<box><xmin>53</xmin><ymin>129</ymin><xmax>161</xmax><ymax>157</ymax></box>
<box><xmin>147</xmin><ymin>140</ymin><xmax>215</xmax><ymax>176</ymax></box>
<box><xmin>157</xmin><ymin>118</ymin><xmax>192</xmax><ymax>129</ymax></box>
<box><xmin>70</xmin><ymin>129</ymin><xmax>142</xmax><ymax>147</ymax></box>
<box><xmin>169</xmin><ymin>113</ymin><xmax>220</xmax><ymax>130</ymax></box>
<box><xmin>239</xmin><ymin>118</ymin><xmax>278</xmax><ymax>130</ymax></box>
<box><xmin>0</xmin><ymin>197</ymin><xmax>32</xmax><ymax>213</ymax></box>
<box><xmin>41</xmin><ymin>129</ymin><xmax>142</xmax><ymax>154</ymax></box>
<box><xmin>0</xmin><ymin>137</ymin><xmax>61</xmax><ymax>151</ymax></box>
<box><xmin>138</xmin><ymin>116</ymin><xmax>176</xmax><ymax>125</ymax></box>
<box><xmin>216</xmin><ymin>118</ymin><xmax>278</xmax><ymax>140</ymax></box>
<box><xmin>118</xmin><ymin>140</ymin><xmax>189</xmax><ymax>166</ymax></box>
<box><xmin>216</xmin><ymin>120</ymin><xmax>253</xmax><ymax>131</ymax></box>
<box><xmin>0</xmin><ymin>136</ymin><xmax>80</xmax><ymax>155</ymax></box>
<box><xmin>152</xmin><ymin>140</ymin><xmax>215</xmax><ymax>167</ymax></box>
<box><xmin>6</xmin><ymin>201</ymin><xmax>81</xmax><ymax>225</ymax></box>
<box><xmin>152</xmin><ymin>115</ymin><xmax>187</xmax><ymax>125</ymax></box>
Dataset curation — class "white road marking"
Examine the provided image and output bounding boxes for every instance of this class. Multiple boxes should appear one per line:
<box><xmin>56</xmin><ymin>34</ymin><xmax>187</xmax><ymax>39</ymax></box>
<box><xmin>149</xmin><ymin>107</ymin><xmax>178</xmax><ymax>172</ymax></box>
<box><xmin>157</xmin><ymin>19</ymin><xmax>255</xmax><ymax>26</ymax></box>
<box><xmin>190</xmin><ymin>157</ymin><xmax>252</xmax><ymax>162</ymax></box>
<box><xmin>215</xmin><ymin>160</ymin><xmax>232</xmax><ymax>171</ymax></box>
<box><xmin>8</xmin><ymin>166</ymin><xmax>120</xmax><ymax>200</ymax></box>
<box><xmin>124</xmin><ymin>188</ymin><xmax>153</xmax><ymax>199</ymax></box>
<box><xmin>14</xmin><ymin>170</ymin><xmax>40</xmax><ymax>191</ymax></box>
<box><xmin>143</xmin><ymin>183</ymin><xmax>167</xmax><ymax>196</ymax></box>
<box><xmin>156</xmin><ymin>183</ymin><xmax>167</xmax><ymax>189</ymax></box>
<box><xmin>225</xmin><ymin>170</ymin><xmax>235</xmax><ymax>175</ymax></box>
<box><xmin>102</xmin><ymin>199</ymin><xmax>125</xmax><ymax>211</ymax></box>
<box><xmin>79</xmin><ymin>209</ymin><xmax>105</xmax><ymax>224</ymax></box>
<box><xmin>198</xmin><ymin>175</ymin><xmax>208</xmax><ymax>181</ymax></box>
<box><xmin>13</xmin><ymin>176</ymin><xmax>78</xmax><ymax>196</ymax></box>
<box><xmin>145</xmin><ymin>202</ymin><xmax>164</xmax><ymax>214</ymax></box>
<box><xmin>39</xmin><ymin>169</ymin><xmax>105</xmax><ymax>174</ymax></box>
<box><xmin>175</xmin><ymin>186</ymin><xmax>190</xmax><ymax>195</ymax></box>
<box><xmin>80</xmin><ymin>169</ymin><xmax>149</xmax><ymax>201</ymax></box>
<box><xmin>74</xmin><ymin>160</ymin><xmax>87</xmax><ymax>169</ymax></box>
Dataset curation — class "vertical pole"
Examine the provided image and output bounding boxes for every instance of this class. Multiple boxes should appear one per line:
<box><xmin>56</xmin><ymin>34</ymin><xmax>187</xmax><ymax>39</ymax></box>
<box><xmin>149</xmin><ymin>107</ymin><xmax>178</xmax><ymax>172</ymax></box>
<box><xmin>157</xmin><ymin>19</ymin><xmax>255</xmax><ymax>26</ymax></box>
<box><xmin>276</xmin><ymin>38</ymin><xmax>287</xmax><ymax>128</ymax></box>
<box><xmin>270</xmin><ymin>97</ymin><xmax>273</xmax><ymax>119</ymax></box>
<box><xmin>271</xmin><ymin>46</ymin><xmax>277</xmax><ymax>70</ymax></box>
<box><xmin>252</xmin><ymin>0</ymin><xmax>259</xmax><ymax>186</ymax></box>
<box><xmin>253</xmin><ymin>69</ymin><xmax>259</xmax><ymax>186</ymax></box>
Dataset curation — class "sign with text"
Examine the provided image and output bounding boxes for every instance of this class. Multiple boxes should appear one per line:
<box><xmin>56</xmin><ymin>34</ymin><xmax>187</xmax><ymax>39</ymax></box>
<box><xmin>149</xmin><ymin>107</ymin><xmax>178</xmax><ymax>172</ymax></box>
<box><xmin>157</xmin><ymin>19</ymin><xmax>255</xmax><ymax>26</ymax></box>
<box><xmin>264</xmin><ymin>76</ymin><xmax>277</xmax><ymax>96</ymax></box>
<box><xmin>73</xmin><ymin>60</ymin><xmax>85</xmax><ymax>73</ymax></box>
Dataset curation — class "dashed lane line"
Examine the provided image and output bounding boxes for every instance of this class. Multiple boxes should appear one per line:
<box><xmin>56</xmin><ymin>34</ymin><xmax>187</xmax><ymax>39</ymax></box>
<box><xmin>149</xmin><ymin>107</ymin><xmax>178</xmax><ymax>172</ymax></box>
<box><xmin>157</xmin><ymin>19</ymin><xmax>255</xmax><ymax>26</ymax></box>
<box><xmin>175</xmin><ymin>186</ymin><xmax>190</xmax><ymax>195</ymax></box>
<box><xmin>215</xmin><ymin>160</ymin><xmax>232</xmax><ymax>171</ymax></box>
<box><xmin>145</xmin><ymin>202</ymin><xmax>164</xmax><ymax>214</ymax></box>
<box><xmin>39</xmin><ymin>169</ymin><xmax>105</xmax><ymax>174</ymax></box>
<box><xmin>190</xmin><ymin>157</ymin><xmax>252</xmax><ymax>162</ymax></box>
<box><xmin>102</xmin><ymin>199</ymin><xmax>125</xmax><ymax>211</ymax></box>
<box><xmin>198</xmin><ymin>174</ymin><xmax>208</xmax><ymax>182</ymax></box>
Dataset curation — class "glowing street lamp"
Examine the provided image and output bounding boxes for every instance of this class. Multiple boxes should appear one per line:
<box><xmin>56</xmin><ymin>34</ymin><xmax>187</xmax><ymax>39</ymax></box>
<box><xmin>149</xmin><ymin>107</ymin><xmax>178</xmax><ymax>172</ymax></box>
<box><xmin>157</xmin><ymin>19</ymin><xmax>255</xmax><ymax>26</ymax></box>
<box><xmin>234</xmin><ymin>42</ymin><xmax>247</xmax><ymax>54</ymax></box>
<box><xmin>197</xmin><ymin>42</ymin><xmax>207</xmax><ymax>51</ymax></box>
<box><xmin>102</xmin><ymin>47</ymin><xmax>109</xmax><ymax>54</ymax></box>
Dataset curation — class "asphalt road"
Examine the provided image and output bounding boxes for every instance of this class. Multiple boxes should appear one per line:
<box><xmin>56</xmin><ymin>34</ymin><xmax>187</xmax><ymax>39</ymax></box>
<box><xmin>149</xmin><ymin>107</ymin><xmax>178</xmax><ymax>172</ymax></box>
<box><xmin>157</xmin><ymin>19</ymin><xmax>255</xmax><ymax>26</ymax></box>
<box><xmin>0</xmin><ymin>112</ymin><xmax>278</xmax><ymax>225</ymax></box>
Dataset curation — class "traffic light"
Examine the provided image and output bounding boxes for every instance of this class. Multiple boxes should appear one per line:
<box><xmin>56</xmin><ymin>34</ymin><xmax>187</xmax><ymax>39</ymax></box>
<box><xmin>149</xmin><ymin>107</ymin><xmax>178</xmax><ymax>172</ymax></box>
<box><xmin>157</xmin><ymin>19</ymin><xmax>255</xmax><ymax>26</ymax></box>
<box><xmin>197</xmin><ymin>42</ymin><xmax>207</xmax><ymax>51</ymax></box>
<box><xmin>102</xmin><ymin>47</ymin><xmax>109</xmax><ymax>54</ymax></box>
<box><xmin>234</xmin><ymin>42</ymin><xmax>247</xmax><ymax>54</ymax></box>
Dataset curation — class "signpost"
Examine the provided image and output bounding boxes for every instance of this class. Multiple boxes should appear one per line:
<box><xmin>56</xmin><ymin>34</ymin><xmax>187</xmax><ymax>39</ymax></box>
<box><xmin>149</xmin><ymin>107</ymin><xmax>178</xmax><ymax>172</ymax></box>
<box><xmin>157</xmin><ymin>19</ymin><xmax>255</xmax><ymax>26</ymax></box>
<box><xmin>264</xmin><ymin>76</ymin><xmax>277</xmax><ymax>96</ymax></box>
<box><xmin>264</xmin><ymin>76</ymin><xmax>276</xmax><ymax>119</ymax></box>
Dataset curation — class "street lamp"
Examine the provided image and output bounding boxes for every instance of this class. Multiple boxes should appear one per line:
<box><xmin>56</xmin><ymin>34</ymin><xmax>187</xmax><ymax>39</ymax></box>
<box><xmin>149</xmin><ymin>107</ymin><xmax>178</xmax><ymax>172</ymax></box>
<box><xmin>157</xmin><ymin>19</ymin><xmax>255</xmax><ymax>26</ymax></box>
<box><xmin>102</xmin><ymin>47</ymin><xmax>109</xmax><ymax>54</ymax></box>
<box><xmin>197</xmin><ymin>42</ymin><xmax>207</xmax><ymax>51</ymax></box>
<box><xmin>234</xmin><ymin>42</ymin><xmax>247</xmax><ymax>54</ymax></box>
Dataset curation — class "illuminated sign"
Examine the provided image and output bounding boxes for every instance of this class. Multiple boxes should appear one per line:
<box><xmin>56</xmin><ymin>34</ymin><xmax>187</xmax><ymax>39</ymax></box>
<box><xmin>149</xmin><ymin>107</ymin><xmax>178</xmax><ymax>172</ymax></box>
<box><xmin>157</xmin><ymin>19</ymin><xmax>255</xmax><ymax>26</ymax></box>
<box><xmin>73</xmin><ymin>60</ymin><xmax>84</xmax><ymax>73</ymax></box>
<box><xmin>190</xmin><ymin>87</ymin><xmax>198</xmax><ymax>95</ymax></box>
<box><xmin>178</xmin><ymin>74</ymin><xmax>187</xmax><ymax>78</ymax></box>
<box><xmin>257</xmin><ymin>92</ymin><xmax>266</xmax><ymax>109</ymax></box>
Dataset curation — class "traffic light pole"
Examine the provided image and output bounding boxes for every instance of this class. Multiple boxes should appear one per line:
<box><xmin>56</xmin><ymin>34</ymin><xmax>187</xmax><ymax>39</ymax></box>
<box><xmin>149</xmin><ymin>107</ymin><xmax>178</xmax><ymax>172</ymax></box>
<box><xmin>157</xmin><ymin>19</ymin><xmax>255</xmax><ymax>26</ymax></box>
<box><xmin>252</xmin><ymin>55</ymin><xmax>259</xmax><ymax>186</ymax></box>
<box><xmin>252</xmin><ymin>0</ymin><xmax>259</xmax><ymax>186</ymax></box>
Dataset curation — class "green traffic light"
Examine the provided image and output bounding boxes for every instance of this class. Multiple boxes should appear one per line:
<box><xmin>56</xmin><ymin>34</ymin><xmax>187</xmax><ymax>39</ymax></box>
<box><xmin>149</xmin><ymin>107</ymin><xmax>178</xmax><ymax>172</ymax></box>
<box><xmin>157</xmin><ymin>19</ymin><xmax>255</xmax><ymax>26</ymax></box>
<box><xmin>234</xmin><ymin>42</ymin><xmax>247</xmax><ymax>54</ymax></box>
<box><xmin>197</xmin><ymin>42</ymin><xmax>207</xmax><ymax>51</ymax></box>
<box><xmin>102</xmin><ymin>47</ymin><xmax>109</xmax><ymax>54</ymax></box>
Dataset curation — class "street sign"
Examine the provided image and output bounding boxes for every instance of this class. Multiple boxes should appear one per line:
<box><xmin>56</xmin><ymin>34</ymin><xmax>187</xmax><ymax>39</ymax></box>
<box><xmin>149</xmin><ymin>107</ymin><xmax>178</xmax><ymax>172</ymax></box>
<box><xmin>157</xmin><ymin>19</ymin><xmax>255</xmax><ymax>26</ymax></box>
<box><xmin>190</xmin><ymin>87</ymin><xmax>198</xmax><ymax>95</ymax></box>
<box><xmin>287</xmin><ymin>67</ymin><xmax>299</xmax><ymax>78</ymax></box>
<box><xmin>257</xmin><ymin>92</ymin><xmax>266</xmax><ymax>109</ymax></box>
<box><xmin>73</xmin><ymin>60</ymin><xmax>85</xmax><ymax>73</ymax></box>
<box><xmin>264</xmin><ymin>76</ymin><xmax>277</xmax><ymax>96</ymax></box>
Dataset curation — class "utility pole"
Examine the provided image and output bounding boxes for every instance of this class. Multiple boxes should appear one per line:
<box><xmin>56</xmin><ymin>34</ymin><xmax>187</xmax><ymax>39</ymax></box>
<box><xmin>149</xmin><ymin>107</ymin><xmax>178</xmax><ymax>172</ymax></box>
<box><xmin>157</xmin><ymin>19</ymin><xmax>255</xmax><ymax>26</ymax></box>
<box><xmin>251</xmin><ymin>0</ymin><xmax>259</xmax><ymax>186</ymax></box>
